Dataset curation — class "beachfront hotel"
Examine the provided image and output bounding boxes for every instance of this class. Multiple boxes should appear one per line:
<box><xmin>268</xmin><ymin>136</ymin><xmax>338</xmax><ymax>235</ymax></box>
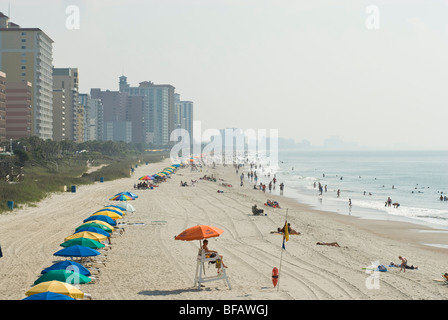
<box><xmin>5</xmin><ymin>80</ymin><xmax>32</xmax><ymax>139</ymax></box>
<box><xmin>119</xmin><ymin>75</ymin><xmax>176</xmax><ymax>147</ymax></box>
<box><xmin>0</xmin><ymin>71</ymin><xmax>5</xmax><ymax>142</ymax></box>
<box><xmin>53</xmin><ymin>68</ymin><xmax>79</xmax><ymax>141</ymax></box>
<box><xmin>0</xmin><ymin>12</ymin><xmax>54</xmax><ymax>140</ymax></box>
<box><xmin>174</xmin><ymin>93</ymin><xmax>194</xmax><ymax>146</ymax></box>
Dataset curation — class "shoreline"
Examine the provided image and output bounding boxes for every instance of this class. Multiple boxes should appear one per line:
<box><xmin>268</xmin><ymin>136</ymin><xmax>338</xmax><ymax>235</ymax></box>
<box><xmin>1</xmin><ymin>159</ymin><xmax>448</xmax><ymax>300</ymax></box>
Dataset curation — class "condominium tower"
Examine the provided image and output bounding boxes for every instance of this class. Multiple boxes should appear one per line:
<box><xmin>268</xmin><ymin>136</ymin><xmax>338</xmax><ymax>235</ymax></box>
<box><xmin>0</xmin><ymin>12</ymin><xmax>54</xmax><ymax>139</ymax></box>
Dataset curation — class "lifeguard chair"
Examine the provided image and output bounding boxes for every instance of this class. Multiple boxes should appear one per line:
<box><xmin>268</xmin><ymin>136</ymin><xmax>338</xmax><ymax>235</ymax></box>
<box><xmin>194</xmin><ymin>249</ymin><xmax>231</xmax><ymax>290</ymax></box>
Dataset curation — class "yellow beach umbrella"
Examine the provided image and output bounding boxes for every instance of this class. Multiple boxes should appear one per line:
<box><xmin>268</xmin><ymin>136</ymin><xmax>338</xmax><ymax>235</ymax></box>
<box><xmin>95</xmin><ymin>208</ymin><xmax>126</xmax><ymax>217</ymax></box>
<box><xmin>64</xmin><ymin>231</ymin><xmax>108</xmax><ymax>242</ymax></box>
<box><xmin>91</xmin><ymin>211</ymin><xmax>122</xmax><ymax>220</ymax></box>
<box><xmin>86</xmin><ymin>220</ymin><xmax>115</xmax><ymax>231</ymax></box>
<box><xmin>25</xmin><ymin>280</ymin><xmax>84</xmax><ymax>299</ymax></box>
<box><xmin>103</xmin><ymin>206</ymin><xmax>126</xmax><ymax>214</ymax></box>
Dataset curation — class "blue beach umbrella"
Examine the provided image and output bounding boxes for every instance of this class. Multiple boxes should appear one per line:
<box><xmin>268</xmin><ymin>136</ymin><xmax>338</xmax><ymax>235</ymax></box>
<box><xmin>74</xmin><ymin>227</ymin><xmax>110</xmax><ymax>237</ymax></box>
<box><xmin>53</xmin><ymin>245</ymin><xmax>100</xmax><ymax>258</ymax></box>
<box><xmin>83</xmin><ymin>215</ymin><xmax>117</xmax><ymax>226</ymax></box>
<box><xmin>113</xmin><ymin>191</ymin><xmax>138</xmax><ymax>199</ymax></box>
<box><xmin>23</xmin><ymin>292</ymin><xmax>75</xmax><ymax>300</ymax></box>
<box><xmin>41</xmin><ymin>260</ymin><xmax>91</xmax><ymax>276</ymax></box>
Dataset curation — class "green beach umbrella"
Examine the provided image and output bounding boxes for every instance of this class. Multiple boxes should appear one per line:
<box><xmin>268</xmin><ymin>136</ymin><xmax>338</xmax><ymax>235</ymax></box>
<box><xmin>60</xmin><ymin>238</ymin><xmax>105</xmax><ymax>249</ymax></box>
<box><xmin>76</xmin><ymin>222</ymin><xmax>113</xmax><ymax>233</ymax></box>
<box><xmin>33</xmin><ymin>270</ymin><xmax>92</xmax><ymax>285</ymax></box>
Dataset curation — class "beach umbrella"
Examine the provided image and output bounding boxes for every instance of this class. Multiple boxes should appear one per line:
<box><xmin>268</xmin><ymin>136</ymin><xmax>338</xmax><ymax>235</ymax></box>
<box><xmin>64</xmin><ymin>231</ymin><xmax>108</xmax><ymax>242</ymax></box>
<box><xmin>114</xmin><ymin>202</ymin><xmax>136</xmax><ymax>212</ymax></box>
<box><xmin>74</xmin><ymin>227</ymin><xmax>110</xmax><ymax>237</ymax></box>
<box><xmin>175</xmin><ymin>225</ymin><xmax>224</xmax><ymax>241</ymax></box>
<box><xmin>139</xmin><ymin>175</ymin><xmax>153</xmax><ymax>180</ymax></box>
<box><xmin>104</xmin><ymin>205</ymin><xmax>127</xmax><ymax>212</ymax></box>
<box><xmin>41</xmin><ymin>260</ymin><xmax>91</xmax><ymax>276</ymax></box>
<box><xmin>93</xmin><ymin>208</ymin><xmax>124</xmax><ymax>217</ymax></box>
<box><xmin>85</xmin><ymin>220</ymin><xmax>115</xmax><ymax>230</ymax></box>
<box><xmin>83</xmin><ymin>215</ymin><xmax>116</xmax><ymax>226</ymax></box>
<box><xmin>113</xmin><ymin>191</ymin><xmax>138</xmax><ymax>198</ymax></box>
<box><xmin>23</xmin><ymin>291</ymin><xmax>75</xmax><ymax>300</ymax></box>
<box><xmin>25</xmin><ymin>280</ymin><xmax>84</xmax><ymax>299</ymax></box>
<box><xmin>54</xmin><ymin>245</ymin><xmax>101</xmax><ymax>258</ymax></box>
<box><xmin>90</xmin><ymin>211</ymin><xmax>122</xmax><ymax>220</ymax></box>
<box><xmin>76</xmin><ymin>222</ymin><xmax>113</xmax><ymax>233</ymax></box>
<box><xmin>172</xmin><ymin>164</ymin><xmax>180</xmax><ymax>167</ymax></box>
<box><xmin>102</xmin><ymin>205</ymin><xmax>126</xmax><ymax>213</ymax></box>
<box><xmin>109</xmin><ymin>193</ymin><xmax>135</xmax><ymax>201</ymax></box>
<box><xmin>34</xmin><ymin>270</ymin><xmax>92</xmax><ymax>285</ymax></box>
<box><xmin>60</xmin><ymin>237</ymin><xmax>105</xmax><ymax>249</ymax></box>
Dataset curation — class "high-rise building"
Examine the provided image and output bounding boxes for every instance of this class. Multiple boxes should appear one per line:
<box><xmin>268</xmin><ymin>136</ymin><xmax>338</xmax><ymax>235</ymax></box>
<box><xmin>0</xmin><ymin>12</ymin><xmax>54</xmax><ymax>140</ymax></box>
<box><xmin>174</xmin><ymin>93</ymin><xmax>193</xmax><ymax>145</ymax></box>
<box><xmin>0</xmin><ymin>71</ymin><xmax>6</xmax><ymax>142</ymax></box>
<box><xmin>126</xmin><ymin>94</ymin><xmax>146</xmax><ymax>144</ymax></box>
<box><xmin>5</xmin><ymin>80</ymin><xmax>32</xmax><ymax>139</ymax></box>
<box><xmin>52</xmin><ymin>88</ymin><xmax>66</xmax><ymax>141</ymax></box>
<box><xmin>53</xmin><ymin>68</ymin><xmax>79</xmax><ymax>141</ymax></box>
<box><xmin>78</xmin><ymin>93</ymin><xmax>102</xmax><ymax>142</ymax></box>
<box><xmin>91</xmin><ymin>88</ymin><xmax>131</xmax><ymax>142</ymax></box>
<box><xmin>93</xmin><ymin>98</ymin><xmax>103</xmax><ymax>141</ymax></box>
<box><xmin>120</xmin><ymin>77</ymin><xmax>175</xmax><ymax>146</ymax></box>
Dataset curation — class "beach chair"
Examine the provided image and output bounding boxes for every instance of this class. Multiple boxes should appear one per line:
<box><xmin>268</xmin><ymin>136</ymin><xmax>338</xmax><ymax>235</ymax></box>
<box><xmin>194</xmin><ymin>249</ymin><xmax>231</xmax><ymax>290</ymax></box>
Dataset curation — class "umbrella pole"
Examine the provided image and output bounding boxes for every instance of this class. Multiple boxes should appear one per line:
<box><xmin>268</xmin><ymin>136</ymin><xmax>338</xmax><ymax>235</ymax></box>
<box><xmin>199</xmin><ymin>240</ymin><xmax>205</xmax><ymax>275</ymax></box>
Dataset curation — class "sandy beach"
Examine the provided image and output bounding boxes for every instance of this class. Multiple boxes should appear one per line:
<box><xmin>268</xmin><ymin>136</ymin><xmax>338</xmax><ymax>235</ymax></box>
<box><xmin>1</xmin><ymin>158</ymin><xmax>448</xmax><ymax>301</ymax></box>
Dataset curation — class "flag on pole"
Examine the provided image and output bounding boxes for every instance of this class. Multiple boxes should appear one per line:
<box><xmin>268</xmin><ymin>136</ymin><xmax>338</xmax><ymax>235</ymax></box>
<box><xmin>282</xmin><ymin>221</ymin><xmax>289</xmax><ymax>249</ymax></box>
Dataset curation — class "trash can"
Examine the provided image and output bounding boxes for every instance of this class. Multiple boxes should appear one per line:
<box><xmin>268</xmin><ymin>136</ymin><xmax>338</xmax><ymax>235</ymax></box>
<box><xmin>7</xmin><ymin>201</ymin><xmax>13</xmax><ymax>210</ymax></box>
<box><xmin>100</xmin><ymin>177</ymin><xmax>104</xmax><ymax>183</ymax></box>
<box><xmin>71</xmin><ymin>185</ymin><xmax>76</xmax><ymax>193</ymax></box>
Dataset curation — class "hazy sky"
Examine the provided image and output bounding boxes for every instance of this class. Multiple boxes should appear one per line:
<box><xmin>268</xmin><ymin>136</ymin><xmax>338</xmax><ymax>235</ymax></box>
<box><xmin>4</xmin><ymin>0</ymin><xmax>448</xmax><ymax>149</ymax></box>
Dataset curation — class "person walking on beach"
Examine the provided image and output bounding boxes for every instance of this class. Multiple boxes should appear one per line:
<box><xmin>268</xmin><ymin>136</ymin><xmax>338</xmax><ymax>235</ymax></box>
<box><xmin>280</xmin><ymin>182</ymin><xmax>284</xmax><ymax>195</ymax></box>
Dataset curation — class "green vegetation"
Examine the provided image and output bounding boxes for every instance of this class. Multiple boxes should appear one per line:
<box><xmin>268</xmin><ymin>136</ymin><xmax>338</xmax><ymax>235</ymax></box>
<box><xmin>0</xmin><ymin>137</ymin><xmax>168</xmax><ymax>213</ymax></box>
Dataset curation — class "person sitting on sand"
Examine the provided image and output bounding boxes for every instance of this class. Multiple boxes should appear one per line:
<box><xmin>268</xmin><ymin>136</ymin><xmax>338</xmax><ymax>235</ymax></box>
<box><xmin>252</xmin><ymin>204</ymin><xmax>264</xmax><ymax>215</ymax></box>
<box><xmin>443</xmin><ymin>273</ymin><xmax>448</xmax><ymax>281</ymax></box>
<box><xmin>202</xmin><ymin>239</ymin><xmax>227</xmax><ymax>268</ymax></box>
<box><xmin>271</xmin><ymin>223</ymin><xmax>300</xmax><ymax>235</ymax></box>
<box><xmin>316</xmin><ymin>242</ymin><xmax>340</xmax><ymax>247</ymax></box>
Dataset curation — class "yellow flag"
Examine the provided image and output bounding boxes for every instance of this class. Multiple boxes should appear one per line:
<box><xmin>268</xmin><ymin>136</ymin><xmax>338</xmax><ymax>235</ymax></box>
<box><xmin>284</xmin><ymin>221</ymin><xmax>289</xmax><ymax>242</ymax></box>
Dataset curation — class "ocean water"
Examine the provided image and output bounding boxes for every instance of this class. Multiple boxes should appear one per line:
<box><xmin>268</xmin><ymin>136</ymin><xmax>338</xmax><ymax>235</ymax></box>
<box><xmin>256</xmin><ymin>150</ymin><xmax>448</xmax><ymax>230</ymax></box>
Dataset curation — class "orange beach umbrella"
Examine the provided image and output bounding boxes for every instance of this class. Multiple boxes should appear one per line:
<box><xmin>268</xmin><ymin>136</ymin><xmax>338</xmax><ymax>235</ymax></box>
<box><xmin>175</xmin><ymin>225</ymin><xmax>224</xmax><ymax>241</ymax></box>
